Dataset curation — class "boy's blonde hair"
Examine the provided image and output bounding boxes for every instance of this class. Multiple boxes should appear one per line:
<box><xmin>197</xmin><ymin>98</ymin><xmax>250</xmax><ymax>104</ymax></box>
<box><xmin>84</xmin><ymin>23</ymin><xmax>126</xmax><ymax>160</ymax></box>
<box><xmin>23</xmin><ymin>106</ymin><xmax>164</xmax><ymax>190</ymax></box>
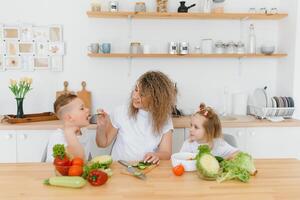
<box><xmin>129</xmin><ymin>71</ymin><xmax>176</xmax><ymax>134</ymax></box>
<box><xmin>194</xmin><ymin>103</ymin><xmax>222</xmax><ymax>143</ymax></box>
<box><xmin>54</xmin><ymin>94</ymin><xmax>78</xmax><ymax>119</ymax></box>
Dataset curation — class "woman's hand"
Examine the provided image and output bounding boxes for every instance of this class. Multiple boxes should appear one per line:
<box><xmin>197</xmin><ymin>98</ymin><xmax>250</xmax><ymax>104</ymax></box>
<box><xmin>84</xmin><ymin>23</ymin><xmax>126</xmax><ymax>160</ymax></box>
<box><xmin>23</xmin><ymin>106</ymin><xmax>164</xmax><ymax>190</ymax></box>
<box><xmin>143</xmin><ymin>152</ymin><xmax>160</xmax><ymax>164</ymax></box>
<box><xmin>96</xmin><ymin>109</ymin><xmax>110</xmax><ymax>128</ymax></box>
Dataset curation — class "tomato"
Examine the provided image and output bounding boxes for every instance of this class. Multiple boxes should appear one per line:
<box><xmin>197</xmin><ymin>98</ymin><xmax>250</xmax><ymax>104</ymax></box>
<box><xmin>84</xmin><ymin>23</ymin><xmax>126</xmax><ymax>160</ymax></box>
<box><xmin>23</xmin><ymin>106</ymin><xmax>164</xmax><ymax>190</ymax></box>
<box><xmin>87</xmin><ymin>170</ymin><xmax>108</xmax><ymax>186</ymax></box>
<box><xmin>71</xmin><ymin>157</ymin><xmax>84</xmax><ymax>166</ymax></box>
<box><xmin>68</xmin><ymin>165</ymin><xmax>83</xmax><ymax>176</ymax></box>
<box><xmin>172</xmin><ymin>164</ymin><xmax>185</xmax><ymax>176</ymax></box>
<box><xmin>54</xmin><ymin>156</ymin><xmax>70</xmax><ymax>166</ymax></box>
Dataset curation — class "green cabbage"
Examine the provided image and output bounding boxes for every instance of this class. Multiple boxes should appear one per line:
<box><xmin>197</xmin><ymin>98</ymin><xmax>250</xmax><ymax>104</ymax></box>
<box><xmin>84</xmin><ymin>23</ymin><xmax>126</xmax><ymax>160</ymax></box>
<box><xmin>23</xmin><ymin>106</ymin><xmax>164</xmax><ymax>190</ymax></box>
<box><xmin>196</xmin><ymin>145</ymin><xmax>220</xmax><ymax>178</ymax></box>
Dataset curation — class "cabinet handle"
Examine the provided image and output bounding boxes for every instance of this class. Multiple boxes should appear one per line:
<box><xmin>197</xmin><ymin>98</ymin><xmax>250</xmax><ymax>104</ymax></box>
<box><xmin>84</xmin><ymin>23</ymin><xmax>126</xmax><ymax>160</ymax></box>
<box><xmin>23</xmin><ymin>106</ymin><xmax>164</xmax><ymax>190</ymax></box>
<box><xmin>20</xmin><ymin>134</ymin><xmax>28</xmax><ymax>140</ymax></box>
<box><xmin>237</xmin><ymin>131</ymin><xmax>242</xmax><ymax>137</ymax></box>
<box><xmin>250</xmin><ymin>132</ymin><xmax>256</xmax><ymax>136</ymax></box>
<box><xmin>5</xmin><ymin>134</ymin><xmax>13</xmax><ymax>139</ymax></box>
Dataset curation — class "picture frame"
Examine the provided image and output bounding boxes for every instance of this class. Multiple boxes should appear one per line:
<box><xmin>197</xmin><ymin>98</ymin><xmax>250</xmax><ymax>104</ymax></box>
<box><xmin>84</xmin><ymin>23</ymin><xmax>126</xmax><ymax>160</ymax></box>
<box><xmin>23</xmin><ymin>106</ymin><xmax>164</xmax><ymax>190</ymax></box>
<box><xmin>21</xmin><ymin>56</ymin><xmax>34</xmax><ymax>71</ymax></box>
<box><xmin>20</xmin><ymin>25</ymin><xmax>33</xmax><ymax>42</ymax></box>
<box><xmin>34</xmin><ymin>57</ymin><xmax>50</xmax><ymax>70</ymax></box>
<box><xmin>5</xmin><ymin>56</ymin><xmax>21</xmax><ymax>70</ymax></box>
<box><xmin>32</xmin><ymin>26</ymin><xmax>49</xmax><ymax>42</ymax></box>
<box><xmin>19</xmin><ymin>42</ymin><xmax>34</xmax><ymax>55</ymax></box>
<box><xmin>3</xmin><ymin>27</ymin><xmax>19</xmax><ymax>40</ymax></box>
<box><xmin>6</xmin><ymin>41</ymin><xmax>19</xmax><ymax>56</ymax></box>
<box><xmin>49</xmin><ymin>42</ymin><xmax>64</xmax><ymax>55</ymax></box>
<box><xmin>49</xmin><ymin>25</ymin><xmax>62</xmax><ymax>42</ymax></box>
<box><xmin>35</xmin><ymin>42</ymin><xmax>49</xmax><ymax>56</ymax></box>
<box><xmin>50</xmin><ymin>56</ymin><xmax>63</xmax><ymax>72</ymax></box>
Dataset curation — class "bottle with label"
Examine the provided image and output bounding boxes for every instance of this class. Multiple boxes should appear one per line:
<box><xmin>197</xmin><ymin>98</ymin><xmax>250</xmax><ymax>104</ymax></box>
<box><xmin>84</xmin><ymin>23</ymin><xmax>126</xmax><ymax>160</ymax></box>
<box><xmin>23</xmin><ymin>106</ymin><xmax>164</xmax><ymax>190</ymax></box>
<box><xmin>248</xmin><ymin>24</ymin><xmax>256</xmax><ymax>54</ymax></box>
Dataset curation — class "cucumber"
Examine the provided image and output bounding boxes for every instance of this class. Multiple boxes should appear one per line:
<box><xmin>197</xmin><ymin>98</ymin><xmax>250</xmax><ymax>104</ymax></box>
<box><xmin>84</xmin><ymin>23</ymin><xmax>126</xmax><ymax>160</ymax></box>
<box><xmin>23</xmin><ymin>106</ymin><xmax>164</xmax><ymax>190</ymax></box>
<box><xmin>44</xmin><ymin>176</ymin><xmax>86</xmax><ymax>188</ymax></box>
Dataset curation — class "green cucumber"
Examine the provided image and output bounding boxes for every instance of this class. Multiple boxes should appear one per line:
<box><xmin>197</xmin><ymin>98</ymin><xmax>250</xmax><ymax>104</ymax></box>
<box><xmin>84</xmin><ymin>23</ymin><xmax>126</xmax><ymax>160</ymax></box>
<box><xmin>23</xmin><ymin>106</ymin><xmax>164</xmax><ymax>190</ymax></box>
<box><xmin>44</xmin><ymin>176</ymin><xmax>86</xmax><ymax>188</ymax></box>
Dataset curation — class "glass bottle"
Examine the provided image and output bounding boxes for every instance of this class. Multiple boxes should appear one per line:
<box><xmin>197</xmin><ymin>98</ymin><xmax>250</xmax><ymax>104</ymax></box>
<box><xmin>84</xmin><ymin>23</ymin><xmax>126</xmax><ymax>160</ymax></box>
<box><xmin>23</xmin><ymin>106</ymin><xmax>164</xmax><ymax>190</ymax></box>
<box><xmin>248</xmin><ymin>24</ymin><xmax>256</xmax><ymax>54</ymax></box>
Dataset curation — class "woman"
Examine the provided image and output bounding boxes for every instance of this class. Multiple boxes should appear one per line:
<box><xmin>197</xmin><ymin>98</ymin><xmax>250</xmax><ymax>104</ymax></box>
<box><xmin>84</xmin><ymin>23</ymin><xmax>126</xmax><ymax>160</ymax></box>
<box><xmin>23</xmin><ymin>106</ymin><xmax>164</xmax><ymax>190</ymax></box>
<box><xmin>96</xmin><ymin>71</ymin><xmax>176</xmax><ymax>164</ymax></box>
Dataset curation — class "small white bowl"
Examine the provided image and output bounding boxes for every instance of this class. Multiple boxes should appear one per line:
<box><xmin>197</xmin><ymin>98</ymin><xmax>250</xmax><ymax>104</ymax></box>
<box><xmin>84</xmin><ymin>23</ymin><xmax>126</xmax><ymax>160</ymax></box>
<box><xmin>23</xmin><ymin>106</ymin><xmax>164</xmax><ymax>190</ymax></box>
<box><xmin>171</xmin><ymin>152</ymin><xmax>197</xmax><ymax>172</ymax></box>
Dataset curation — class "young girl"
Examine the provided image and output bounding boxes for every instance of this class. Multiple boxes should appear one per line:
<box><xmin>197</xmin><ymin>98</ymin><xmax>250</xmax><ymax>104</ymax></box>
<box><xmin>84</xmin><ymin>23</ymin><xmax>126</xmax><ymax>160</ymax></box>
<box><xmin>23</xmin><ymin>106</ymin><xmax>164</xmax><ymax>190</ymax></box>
<box><xmin>180</xmin><ymin>103</ymin><xmax>238</xmax><ymax>159</ymax></box>
<box><xmin>96</xmin><ymin>71</ymin><xmax>176</xmax><ymax>164</ymax></box>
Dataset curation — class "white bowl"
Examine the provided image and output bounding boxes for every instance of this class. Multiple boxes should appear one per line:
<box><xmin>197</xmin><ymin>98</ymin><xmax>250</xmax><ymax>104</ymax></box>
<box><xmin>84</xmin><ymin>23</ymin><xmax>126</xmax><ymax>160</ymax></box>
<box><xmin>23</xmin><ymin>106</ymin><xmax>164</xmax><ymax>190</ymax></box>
<box><xmin>171</xmin><ymin>152</ymin><xmax>197</xmax><ymax>172</ymax></box>
<box><xmin>261</xmin><ymin>46</ymin><xmax>275</xmax><ymax>55</ymax></box>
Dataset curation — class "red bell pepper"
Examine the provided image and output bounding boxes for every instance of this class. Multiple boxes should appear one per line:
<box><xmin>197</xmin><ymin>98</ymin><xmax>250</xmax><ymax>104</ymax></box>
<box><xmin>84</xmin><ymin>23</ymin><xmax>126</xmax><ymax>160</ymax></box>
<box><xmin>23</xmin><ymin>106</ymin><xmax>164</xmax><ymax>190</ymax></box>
<box><xmin>87</xmin><ymin>169</ymin><xmax>108</xmax><ymax>186</ymax></box>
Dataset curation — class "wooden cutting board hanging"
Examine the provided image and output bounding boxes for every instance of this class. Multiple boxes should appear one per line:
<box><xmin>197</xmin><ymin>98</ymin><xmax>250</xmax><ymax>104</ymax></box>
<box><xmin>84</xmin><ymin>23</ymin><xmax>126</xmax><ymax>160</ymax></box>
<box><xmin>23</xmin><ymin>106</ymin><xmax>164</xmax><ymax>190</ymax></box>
<box><xmin>77</xmin><ymin>81</ymin><xmax>92</xmax><ymax>111</ymax></box>
<box><xmin>56</xmin><ymin>81</ymin><xmax>75</xmax><ymax>99</ymax></box>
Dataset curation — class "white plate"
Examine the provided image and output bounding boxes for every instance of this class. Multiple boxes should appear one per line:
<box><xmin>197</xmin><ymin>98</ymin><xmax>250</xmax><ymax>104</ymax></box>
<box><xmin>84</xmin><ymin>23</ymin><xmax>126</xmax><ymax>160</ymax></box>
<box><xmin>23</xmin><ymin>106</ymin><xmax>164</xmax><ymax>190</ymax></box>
<box><xmin>253</xmin><ymin>88</ymin><xmax>267</xmax><ymax>108</ymax></box>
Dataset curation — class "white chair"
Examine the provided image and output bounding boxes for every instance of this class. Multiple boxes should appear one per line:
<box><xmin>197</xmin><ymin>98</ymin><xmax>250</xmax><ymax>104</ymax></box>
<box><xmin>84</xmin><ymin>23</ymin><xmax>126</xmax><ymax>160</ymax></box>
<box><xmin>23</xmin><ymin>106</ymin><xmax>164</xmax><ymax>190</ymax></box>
<box><xmin>223</xmin><ymin>134</ymin><xmax>238</xmax><ymax>148</ymax></box>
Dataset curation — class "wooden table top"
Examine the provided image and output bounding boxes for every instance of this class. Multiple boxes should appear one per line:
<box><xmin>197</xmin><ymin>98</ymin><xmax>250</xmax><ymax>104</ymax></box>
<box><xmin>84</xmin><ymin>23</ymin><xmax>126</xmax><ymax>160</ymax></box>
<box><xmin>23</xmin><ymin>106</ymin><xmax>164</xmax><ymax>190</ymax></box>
<box><xmin>0</xmin><ymin>159</ymin><xmax>300</xmax><ymax>200</ymax></box>
<box><xmin>1</xmin><ymin>115</ymin><xmax>300</xmax><ymax>130</ymax></box>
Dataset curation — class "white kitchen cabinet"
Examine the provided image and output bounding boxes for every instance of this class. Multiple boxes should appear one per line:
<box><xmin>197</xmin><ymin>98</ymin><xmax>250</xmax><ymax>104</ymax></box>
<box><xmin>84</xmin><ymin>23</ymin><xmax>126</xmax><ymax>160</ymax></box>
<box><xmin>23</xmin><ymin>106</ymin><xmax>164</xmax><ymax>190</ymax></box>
<box><xmin>16</xmin><ymin>130</ymin><xmax>52</xmax><ymax>162</ymax></box>
<box><xmin>0</xmin><ymin>130</ymin><xmax>17</xmax><ymax>163</ymax></box>
<box><xmin>246</xmin><ymin>127</ymin><xmax>300</xmax><ymax>159</ymax></box>
<box><xmin>172</xmin><ymin>129</ymin><xmax>185</xmax><ymax>153</ymax></box>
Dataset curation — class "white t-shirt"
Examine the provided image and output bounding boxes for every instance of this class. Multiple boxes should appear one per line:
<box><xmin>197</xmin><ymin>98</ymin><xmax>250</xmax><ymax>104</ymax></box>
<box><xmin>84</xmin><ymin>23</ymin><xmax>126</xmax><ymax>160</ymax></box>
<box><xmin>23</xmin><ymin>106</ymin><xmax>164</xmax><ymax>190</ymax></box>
<box><xmin>110</xmin><ymin>105</ymin><xmax>173</xmax><ymax>161</ymax></box>
<box><xmin>180</xmin><ymin>138</ymin><xmax>238</xmax><ymax>159</ymax></box>
<box><xmin>46</xmin><ymin>128</ymin><xmax>91</xmax><ymax>162</ymax></box>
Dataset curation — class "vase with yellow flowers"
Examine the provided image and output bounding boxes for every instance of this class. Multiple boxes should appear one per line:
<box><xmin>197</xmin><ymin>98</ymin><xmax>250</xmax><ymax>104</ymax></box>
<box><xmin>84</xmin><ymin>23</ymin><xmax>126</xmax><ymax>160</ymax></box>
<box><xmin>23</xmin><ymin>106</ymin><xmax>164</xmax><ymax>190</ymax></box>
<box><xmin>9</xmin><ymin>78</ymin><xmax>33</xmax><ymax>118</ymax></box>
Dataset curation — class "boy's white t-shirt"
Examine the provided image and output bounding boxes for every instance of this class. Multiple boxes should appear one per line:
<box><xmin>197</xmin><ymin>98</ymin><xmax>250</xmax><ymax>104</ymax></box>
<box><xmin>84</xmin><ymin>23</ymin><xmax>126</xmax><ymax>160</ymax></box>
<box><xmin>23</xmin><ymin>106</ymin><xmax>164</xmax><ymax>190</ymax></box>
<box><xmin>180</xmin><ymin>138</ymin><xmax>238</xmax><ymax>159</ymax></box>
<box><xmin>46</xmin><ymin>128</ymin><xmax>91</xmax><ymax>162</ymax></box>
<box><xmin>110</xmin><ymin>105</ymin><xmax>173</xmax><ymax>161</ymax></box>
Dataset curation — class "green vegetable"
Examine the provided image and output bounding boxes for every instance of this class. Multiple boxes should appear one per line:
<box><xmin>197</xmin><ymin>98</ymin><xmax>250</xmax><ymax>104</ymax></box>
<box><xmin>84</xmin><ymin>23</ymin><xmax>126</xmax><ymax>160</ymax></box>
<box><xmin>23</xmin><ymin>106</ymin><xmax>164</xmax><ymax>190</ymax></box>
<box><xmin>196</xmin><ymin>145</ymin><xmax>220</xmax><ymax>178</ymax></box>
<box><xmin>91</xmin><ymin>155</ymin><xmax>113</xmax><ymax>166</ymax></box>
<box><xmin>215</xmin><ymin>156</ymin><xmax>224</xmax><ymax>163</ymax></box>
<box><xmin>216</xmin><ymin>152</ymin><xmax>257</xmax><ymax>183</ymax></box>
<box><xmin>44</xmin><ymin>176</ymin><xmax>86</xmax><ymax>188</ymax></box>
<box><xmin>52</xmin><ymin>144</ymin><xmax>66</xmax><ymax>159</ymax></box>
<box><xmin>231</xmin><ymin>152</ymin><xmax>257</xmax><ymax>175</ymax></box>
<box><xmin>134</xmin><ymin>161</ymin><xmax>151</xmax><ymax>170</ymax></box>
<box><xmin>197</xmin><ymin>153</ymin><xmax>220</xmax><ymax>178</ymax></box>
<box><xmin>82</xmin><ymin>162</ymin><xmax>111</xmax><ymax>179</ymax></box>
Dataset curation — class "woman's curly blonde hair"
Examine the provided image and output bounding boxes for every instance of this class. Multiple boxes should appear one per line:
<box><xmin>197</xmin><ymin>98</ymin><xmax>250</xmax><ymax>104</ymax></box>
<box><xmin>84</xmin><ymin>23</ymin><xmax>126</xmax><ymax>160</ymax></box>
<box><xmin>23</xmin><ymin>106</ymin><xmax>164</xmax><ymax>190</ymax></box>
<box><xmin>129</xmin><ymin>71</ymin><xmax>176</xmax><ymax>134</ymax></box>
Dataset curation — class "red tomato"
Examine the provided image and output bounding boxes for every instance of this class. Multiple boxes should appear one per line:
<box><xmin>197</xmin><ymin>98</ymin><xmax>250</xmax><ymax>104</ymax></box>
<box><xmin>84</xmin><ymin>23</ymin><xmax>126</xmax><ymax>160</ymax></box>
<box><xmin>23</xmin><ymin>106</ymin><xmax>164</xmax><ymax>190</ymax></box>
<box><xmin>71</xmin><ymin>157</ymin><xmax>84</xmax><ymax>166</ymax></box>
<box><xmin>172</xmin><ymin>164</ymin><xmax>185</xmax><ymax>176</ymax></box>
<box><xmin>53</xmin><ymin>156</ymin><xmax>70</xmax><ymax>166</ymax></box>
<box><xmin>68</xmin><ymin>165</ymin><xmax>83</xmax><ymax>176</ymax></box>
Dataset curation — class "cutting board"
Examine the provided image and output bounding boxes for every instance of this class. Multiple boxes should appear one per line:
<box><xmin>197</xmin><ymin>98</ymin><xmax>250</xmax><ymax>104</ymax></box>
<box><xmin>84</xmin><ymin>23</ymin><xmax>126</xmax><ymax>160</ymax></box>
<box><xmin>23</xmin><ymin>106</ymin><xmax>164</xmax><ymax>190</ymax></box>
<box><xmin>56</xmin><ymin>81</ymin><xmax>74</xmax><ymax>99</ymax></box>
<box><xmin>77</xmin><ymin>81</ymin><xmax>92</xmax><ymax>111</ymax></box>
<box><xmin>120</xmin><ymin>163</ymin><xmax>158</xmax><ymax>176</ymax></box>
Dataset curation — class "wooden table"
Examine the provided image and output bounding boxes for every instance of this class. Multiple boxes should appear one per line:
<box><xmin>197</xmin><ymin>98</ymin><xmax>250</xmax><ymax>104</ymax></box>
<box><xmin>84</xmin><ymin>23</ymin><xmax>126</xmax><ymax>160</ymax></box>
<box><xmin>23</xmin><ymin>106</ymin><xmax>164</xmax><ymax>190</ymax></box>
<box><xmin>0</xmin><ymin>160</ymin><xmax>300</xmax><ymax>200</ymax></box>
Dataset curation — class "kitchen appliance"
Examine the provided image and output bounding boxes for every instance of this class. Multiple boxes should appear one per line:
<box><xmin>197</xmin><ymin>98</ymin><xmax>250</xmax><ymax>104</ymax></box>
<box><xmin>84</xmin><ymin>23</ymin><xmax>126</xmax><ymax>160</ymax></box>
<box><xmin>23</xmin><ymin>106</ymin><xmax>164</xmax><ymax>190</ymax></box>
<box><xmin>77</xmin><ymin>81</ymin><xmax>92</xmax><ymax>112</ymax></box>
<box><xmin>179</xmin><ymin>42</ymin><xmax>189</xmax><ymax>54</ymax></box>
<box><xmin>177</xmin><ymin>1</ymin><xmax>196</xmax><ymax>13</ymax></box>
<box><xmin>118</xmin><ymin>160</ymin><xmax>146</xmax><ymax>180</ymax></box>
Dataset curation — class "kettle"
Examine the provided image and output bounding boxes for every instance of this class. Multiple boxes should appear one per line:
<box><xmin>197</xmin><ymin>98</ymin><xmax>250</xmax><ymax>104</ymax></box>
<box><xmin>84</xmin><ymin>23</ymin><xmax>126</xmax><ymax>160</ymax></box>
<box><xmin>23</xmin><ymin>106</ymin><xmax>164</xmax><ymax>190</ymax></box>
<box><xmin>177</xmin><ymin>1</ymin><xmax>196</xmax><ymax>13</ymax></box>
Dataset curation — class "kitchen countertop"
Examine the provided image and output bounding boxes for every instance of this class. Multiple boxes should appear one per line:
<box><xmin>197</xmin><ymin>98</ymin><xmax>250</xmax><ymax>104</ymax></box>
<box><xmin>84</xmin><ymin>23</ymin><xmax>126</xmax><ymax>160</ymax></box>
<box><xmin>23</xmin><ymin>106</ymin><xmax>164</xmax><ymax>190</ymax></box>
<box><xmin>0</xmin><ymin>159</ymin><xmax>300</xmax><ymax>200</ymax></box>
<box><xmin>1</xmin><ymin>115</ymin><xmax>300</xmax><ymax>130</ymax></box>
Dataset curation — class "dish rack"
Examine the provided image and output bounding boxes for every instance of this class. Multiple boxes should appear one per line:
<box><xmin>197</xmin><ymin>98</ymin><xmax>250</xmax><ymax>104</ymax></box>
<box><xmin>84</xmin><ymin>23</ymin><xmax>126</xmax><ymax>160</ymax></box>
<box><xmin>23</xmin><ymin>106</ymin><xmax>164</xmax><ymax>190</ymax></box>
<box><xmin>248</xmin><ymin>105</ymin><xmax>295</xmax><ymax>119</ymax></box>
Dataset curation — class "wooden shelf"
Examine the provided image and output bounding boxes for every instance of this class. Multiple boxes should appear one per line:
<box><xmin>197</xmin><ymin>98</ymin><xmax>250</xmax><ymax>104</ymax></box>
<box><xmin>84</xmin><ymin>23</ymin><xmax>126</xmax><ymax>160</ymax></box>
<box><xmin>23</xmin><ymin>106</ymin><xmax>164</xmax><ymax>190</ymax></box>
<box><xmin>87</xmin><ymin>11</ymin><xmax>288</xmax><ymax>20</ymax></box>
<box><xmin>88</xmin><ymin>53</ymin><xmax>287</xmax><ymax>58</ymax></box>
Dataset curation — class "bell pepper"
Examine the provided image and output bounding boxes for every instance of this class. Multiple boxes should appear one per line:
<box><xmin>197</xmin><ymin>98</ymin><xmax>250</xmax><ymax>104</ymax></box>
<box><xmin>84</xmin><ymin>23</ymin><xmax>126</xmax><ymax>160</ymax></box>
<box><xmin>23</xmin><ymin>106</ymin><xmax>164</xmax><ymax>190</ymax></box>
<box><xmin>87</xmin><ymin>169</ymin><xmax>108</xmax><ymax>186</ymax></box>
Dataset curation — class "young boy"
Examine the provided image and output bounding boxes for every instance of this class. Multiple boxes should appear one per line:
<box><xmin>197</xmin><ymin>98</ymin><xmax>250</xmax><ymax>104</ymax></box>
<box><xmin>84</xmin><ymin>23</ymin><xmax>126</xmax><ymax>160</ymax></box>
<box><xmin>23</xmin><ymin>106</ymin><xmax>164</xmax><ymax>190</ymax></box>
<box><xmin>46</xmin><ymin>94</ymin><xmax>91</xmax><ymax>162</ymax></box>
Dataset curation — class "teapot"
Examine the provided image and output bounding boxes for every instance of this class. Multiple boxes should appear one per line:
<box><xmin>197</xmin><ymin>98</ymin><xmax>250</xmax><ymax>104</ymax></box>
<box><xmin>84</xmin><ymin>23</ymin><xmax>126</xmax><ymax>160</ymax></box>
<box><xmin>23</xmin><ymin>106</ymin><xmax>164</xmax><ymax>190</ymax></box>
<box><xmin>177</xmin><ymin>1</ymin><xmax>196</xmax><ymax>13</ymax></box>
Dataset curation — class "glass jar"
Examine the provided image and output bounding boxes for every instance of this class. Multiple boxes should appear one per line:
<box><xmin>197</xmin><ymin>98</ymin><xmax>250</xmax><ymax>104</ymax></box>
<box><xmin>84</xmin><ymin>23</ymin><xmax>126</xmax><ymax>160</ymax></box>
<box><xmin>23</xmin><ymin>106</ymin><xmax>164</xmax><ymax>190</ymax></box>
<box><xmin>258</xmin><ymin>7</ymin><xmax>267</xmax><ymax>14</ymax></box>
<box><xmin>201</xmin><ymin>39</ymin><xmax>213</xmax><ymax>54</ymax></box>
<box><xmin>156</xmin><ymin>0</ymin><xmax>168</xmax><ymax>13</ymax></box>
<box><xmin>212</xmin><ymin>1</ymin><xmax>226</xmax><ymax>13</ymax></box>
<box><xmin>248</xmin><ymin>7</ymin><xmax>256</xmax><ymax>14</ymax></box>
<box><xmin>135</xmin><ymin>2</ymin><xmax>146</xmax><ymax>12</ymax></box>
<box><xmin>91</xmin><ymin>0</ymin><xmax>101</xmax><ymax>12</ymax></box>
<box><xmin>236</xmin><ymin>41</ymin><xmax>245</xmax><ymax>54</ymax></box>
<box><xmin>225</xmin><ymin>41</ymin><xmax>236</xmax><ymax>54</ymax></box>
<box><xmin>130</xmin><ymin>42</ymin><xmax>142</xmax><ymax>54</ymax></box>
<box><xmin>214</xmin><ymin>41</ymin><xmax>224</xmax><ymax>54</ymax></box>
<box><xmin>109</xmin><ymin>1</ymin><xmax>119</xmax><ymax>12</ymax></box>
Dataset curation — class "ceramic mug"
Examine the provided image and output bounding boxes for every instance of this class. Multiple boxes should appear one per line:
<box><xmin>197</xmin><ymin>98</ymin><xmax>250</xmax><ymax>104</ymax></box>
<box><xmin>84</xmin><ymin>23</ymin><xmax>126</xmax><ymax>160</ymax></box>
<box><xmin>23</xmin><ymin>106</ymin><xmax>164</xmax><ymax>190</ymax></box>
<box><xmin>87</xmin><ymin>43</ymin><xmax>99</xmax><ymax>53</ymax></box>
<box><xmin>100</xmin><ymin>43</ymin><xmax>111</xmax><ymax>54</ymax></box>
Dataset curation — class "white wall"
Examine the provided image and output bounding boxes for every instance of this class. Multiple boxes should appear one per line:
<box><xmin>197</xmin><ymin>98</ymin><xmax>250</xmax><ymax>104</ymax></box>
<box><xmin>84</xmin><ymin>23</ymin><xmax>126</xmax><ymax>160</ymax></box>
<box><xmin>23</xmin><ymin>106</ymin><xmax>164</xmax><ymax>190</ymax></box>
<box><xmin>0</xmin><ymin>0</ymin><xmax>288</xmax><ymax>116</ymax></box>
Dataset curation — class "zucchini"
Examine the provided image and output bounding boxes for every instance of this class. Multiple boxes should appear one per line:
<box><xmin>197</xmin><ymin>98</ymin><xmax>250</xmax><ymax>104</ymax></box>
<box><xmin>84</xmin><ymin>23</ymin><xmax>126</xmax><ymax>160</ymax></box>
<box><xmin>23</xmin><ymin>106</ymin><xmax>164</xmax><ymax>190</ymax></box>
<box><xmin>44</xmin><ymin>176</ymin><xmax>86</xmax><ymax>188</ymax></box>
